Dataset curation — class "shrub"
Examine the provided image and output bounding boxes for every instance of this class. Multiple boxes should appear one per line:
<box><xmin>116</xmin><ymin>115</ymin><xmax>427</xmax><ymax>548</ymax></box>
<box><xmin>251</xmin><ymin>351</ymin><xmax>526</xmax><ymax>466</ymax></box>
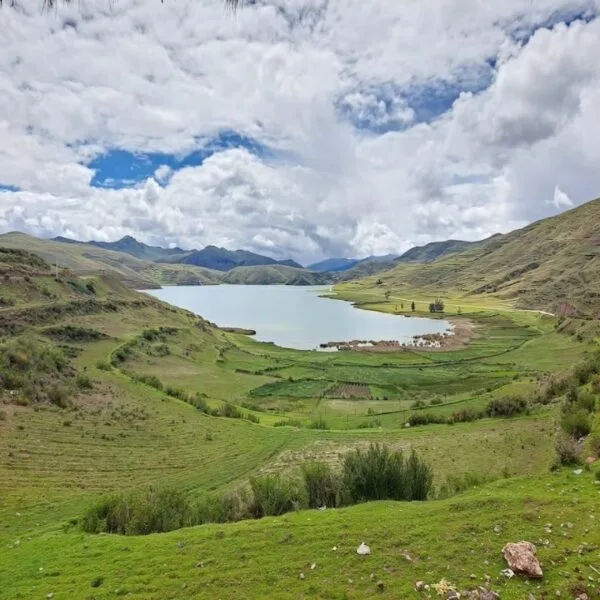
<box><xmin>273</xmin><ymin>418</ymin><xmax>303</xmax><ymax>428</ymax></box>
<box><xmin>411</xmin><ymin>399</ymin><xmax>426</xmax><ymax>409</ymax></box>
<box><xmin>589</xmin><ymin>433</ymin><xmax>600</xmax><ymax>457</ymax></box>
<box><xmin>575</xmin><ymin>391</ymin><xmax>596</xmax><ymax>413</ymax></box>
<box><xmin>438</xmin><ymin>472</ymin><xmax>494</xmax><ymax>499</ymax></box>
<box><xmin>341</xmin><ymin>443</ymin><xmax>433</xmax><ymax>503</ymax></box>
<box><xmin>82</xmin><ymin>487</ymin><xmax>192</xmax><ymax>535</ymax></box>
<box><xmin>450</xmin><ymin>408</ymin><xmax>484</xmax><ymax>423</ymax></box>
<box><xmin>249</xmin><ymin>474</ymin><xmax>307</xmax><ymax>518</ymax></box>
<box><xmin>561</xmin><ymin>410</ymin><xmax>592</xmax><ymax>438</ymax></box>
<box><xmin>408</xmin><ymin>412</ymin><xmax>446</xmax><ymax>426</ymax></box>
<box><xmin>302</xmin><ymin>462</ymin><xmax>341</xmax><ymax>508</ymax></box>
<box><xmin>47</xmin><ymin>383</ymin><xmax>71</xmax><ymax>408</ymax></box>
<box><xmin>553</xmin><ymin>434</ymin><xmax>581</xmax><ymax>467</ymax></box>
<box><xmin>85</xmin><ymin>281</ymin><xmax>96</xmax><ymax>294</ymax></box>
<box><xmin>96</xmin><ymin>361</ymin><xmax>111</xmax><ymax>371</ymax></box>
<box><xmin>308</xmin><ymin>416</ymin><xmax>330</xmax><ymax>430</ymax></box>
<box><xmin>135</xmin><ymin>374</ymin><xmax>163</xmax><ymax>391</ymax></box>
<box><xmin>486</xmin><ymin>395</ymin><xmax>528</xmax><ymax>417</ymax></box>
<box><xmin>76</xmin><ymin>373</ymin><xmax>93</xmax><ymax>390</ymax></box>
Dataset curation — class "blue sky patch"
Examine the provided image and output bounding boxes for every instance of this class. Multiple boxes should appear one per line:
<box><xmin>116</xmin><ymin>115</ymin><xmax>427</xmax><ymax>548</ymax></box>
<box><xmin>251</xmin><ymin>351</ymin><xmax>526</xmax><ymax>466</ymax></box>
<box><xmin>89</xmin><ymin>130</ymin><xmax>273</xmax><ymax>189</ymax></box>
<box><xmin>504</xmin><ymin>4</ymin><xmax>597</xmax><ymax>44</ymax></box>
<box><xmin>0</xmin><ymin>184</ymin><xmax>20</xmax><ymax>193</ymax></box>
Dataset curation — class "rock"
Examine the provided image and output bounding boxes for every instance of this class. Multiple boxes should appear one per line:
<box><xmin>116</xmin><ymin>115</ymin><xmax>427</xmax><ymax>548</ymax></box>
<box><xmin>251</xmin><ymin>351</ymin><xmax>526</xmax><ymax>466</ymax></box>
<box><xmin>503</xmin><ymin>542</ymin><xmax>543</xmax><ymax>578</ymax></box>
<box><xmin>447</xmin><ymin>591</ymin><xmax>460</xmax><ymax>600</ymax></box>
<box><xmin>479</xmin><ymin>590</ymin><xmax>500</xmax><ymax>600</ymax></box>
<box><xmin>501</xmin><ymin>568</ymin><xmax>514</xmax><ymax>578</ymax></box>
<box><xmin>376</xmin><ymin>580</ymin><xmax>385</xmax><ymax>591</ymax></box>
<box><xmin>357</xmin><ymin>542</ymin><xmax>371</xmax><ymax>555</ymax></box>
<box><xmin>585</xmin><ymin>456</ymin><xmax>596</xmax><ymax>465</ymax></box>
<box><xmin>575</xmin><ymin>594</ymin><xmax>589</xmax><ymax>600</ymax></box>
<box><xmin>469</xmin><ymin>574</ymin><xmax>477</xmax><ymax>579</ymax></box>
<box><xmin>299</xmin><ymin>573</ymin><xmax>305</xmax><ymax>580</ymax></box>
<box><xmin>196</xmin><ymin>561</ymin><xmax>204</xmax><ymax>568</ymax></box>
<box><xmin>310</xmin><ymin>563</ymin><xmax>316</xmax><ymax>570</ymax></box>
<box><xmin>415</xmin><ymin>580</ymin><xmax>426</xmax><ymax>592</ymax></box>
<box><xmin>573</xmin><ymin>468</ymin><xmax>583</xmax><ymax>475</ymax></box>
<box><xmin>493</xmin><ymin>525</ymin><xmax>502</xmax><ymax>534</ymax></box>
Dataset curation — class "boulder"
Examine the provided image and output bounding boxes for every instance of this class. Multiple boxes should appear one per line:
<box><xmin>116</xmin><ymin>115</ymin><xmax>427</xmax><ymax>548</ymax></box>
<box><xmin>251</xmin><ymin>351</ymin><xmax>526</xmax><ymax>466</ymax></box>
<box><xmin>502</xmin><ymin>541</ymin><xmax>543</xmax><ymax>578</ymax></box>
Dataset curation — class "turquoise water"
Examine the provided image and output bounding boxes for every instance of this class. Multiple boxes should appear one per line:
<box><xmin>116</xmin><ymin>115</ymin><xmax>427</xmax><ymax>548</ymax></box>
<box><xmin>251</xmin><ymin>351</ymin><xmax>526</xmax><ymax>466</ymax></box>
<box><xmin>146</xmin><ymin>285</ymin><xmax>451</xmax><ymax>351</ymax></box>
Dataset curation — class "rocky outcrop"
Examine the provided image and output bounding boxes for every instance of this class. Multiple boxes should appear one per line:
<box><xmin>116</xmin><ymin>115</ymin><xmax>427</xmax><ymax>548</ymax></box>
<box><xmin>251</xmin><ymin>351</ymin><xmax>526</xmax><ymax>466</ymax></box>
<box><xmin>503</xmin><ymin>541</ymin><xmax>543</xmax><ymax>578</ymax></box>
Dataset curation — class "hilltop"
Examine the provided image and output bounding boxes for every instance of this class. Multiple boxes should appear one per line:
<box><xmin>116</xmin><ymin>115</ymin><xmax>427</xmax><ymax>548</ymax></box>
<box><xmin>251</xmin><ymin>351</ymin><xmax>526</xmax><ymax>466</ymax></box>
<box><xmin>358</xmin><ymin>197</ymin><xmax>600</xmax><ymax>314</ymax></box>
<box><xmin>221</xmin><ymin>264</ymin><xmax>331</xmax><ymax>285</ymax></box>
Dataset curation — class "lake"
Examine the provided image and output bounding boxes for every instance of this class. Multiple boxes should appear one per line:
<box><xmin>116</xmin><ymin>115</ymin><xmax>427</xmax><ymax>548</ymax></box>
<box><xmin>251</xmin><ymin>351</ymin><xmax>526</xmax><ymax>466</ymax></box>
<box><xmin>146</xmin><ymin>285</ymin><xmax>451</xmax><ymax>351</ymax></box>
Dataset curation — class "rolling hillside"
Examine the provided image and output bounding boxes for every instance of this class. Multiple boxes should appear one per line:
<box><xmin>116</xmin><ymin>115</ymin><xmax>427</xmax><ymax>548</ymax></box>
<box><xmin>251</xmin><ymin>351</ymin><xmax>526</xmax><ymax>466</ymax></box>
<box><xmin>0</xmin><ymin>232</ymin><xmax>221</xmax><ymax>288</ymax></box>
<box><xmin>221</xmin><ymin>264</ymin><xmax>330</xmax><ymax>285</ymax></box>
<box><xmin>395</xmin><ymin>239</ymin><xmax>485</xmax><ymax>263</ymax></box>
<box><xmin>368</xmin><ymin>197</ymin><xmax>600</xmax><ymax>314</ymax></box>
<box><xmin>166</xmin><ymin>244</ymin><xmax>303</xmax><ymax>271</ymax></box>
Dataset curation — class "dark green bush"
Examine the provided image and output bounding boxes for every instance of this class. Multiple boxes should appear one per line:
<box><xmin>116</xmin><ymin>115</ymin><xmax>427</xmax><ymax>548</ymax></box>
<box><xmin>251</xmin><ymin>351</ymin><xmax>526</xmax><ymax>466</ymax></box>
<box><xmin>75</xmin><ymin>373</ymin><xmax>93</xmax><ymax>390</ymax></box>
<box><xmin>408</xmin><ymin>412</ymin><xmax>446</xmax><ymax>426</ymax></box>
<box><xmin>273</xmin><ymin>418</ymin><xmax>303</xmax><ymax>427</ymax></box>
<box><xmin>308</xmin><ymin>416</ymin><xmax>329</xmax><ymax>430</ymax></box>
<box><xmin>486</xmin><ymin>395</ymin><xmax>528</xmax><ymax>417</ymax></box>
<box><xmin>553</xmin><ymin>434</ymin><xmax>581</xmax><ymax>467</ymax></box>
<box><xmin>249</xmin><ymin>474</ymin><xmax>307</xmax><ymax>518</ymax></box>
<box><xmin>450</xmin><ymin>408</ymin><xmax>484</xmax><ymax>423</ymax></box>
<box><xmin>341</xmin><ymin>443</ymin><xmax>432</xmax><ymax>502</ymax></box>
<box><xmin>82</xmin><ymin>487</ymin><xmax>192</xmax><ymax>535</ymax></box>
<box><xmin>302</xmin><ymin>462</ymin><xmax>341</xmax><ymax>508</ymax></box>
<box><xmin>47</xmin><ymin>383</ymin><xmax>71</xmax><ymax>408</ymax></box>
<box><xmin>561</xmin><ymin>410</ymin><xmax>592</xmax><ymax>438</ymax></box>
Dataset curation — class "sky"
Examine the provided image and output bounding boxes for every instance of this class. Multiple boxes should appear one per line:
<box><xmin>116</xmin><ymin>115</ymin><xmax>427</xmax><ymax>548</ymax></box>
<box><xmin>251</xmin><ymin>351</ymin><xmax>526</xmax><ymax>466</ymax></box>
<box><xmin>1</xmin><ymin>0</ymin><xmax>600</xmax><ymax>264</ymax></box>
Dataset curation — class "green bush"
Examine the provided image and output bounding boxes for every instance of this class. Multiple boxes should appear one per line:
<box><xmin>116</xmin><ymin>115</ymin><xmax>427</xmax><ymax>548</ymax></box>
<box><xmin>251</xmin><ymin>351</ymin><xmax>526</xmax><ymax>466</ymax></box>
<box><xmin>134</xmin><ymin>374</ymin><xmax>163</xmax><ymax>391</ymax></box>
<box><xmin>486</xmin><ymin>395</ymin><xmax>528</xmax><ymax>417</ymax></box>
<box><xmin>308</xmin><ymin>416</ymin><xmax>330</xmax><ymax>430</ymax></box>
<box><xmin>273</xmin><ymin>418</ymin><xmax>303</xmax><ymax>427</ymax></box>
<box><xmin>590</xmin><ymin>434</ymin><xmax>600</xmax><ymax>457</ymax></box>
<box><xmin>302</xmin><ymin>462</ymin><xmax>341</xmax><ymax>508</ymax></box>
<box><xmin>96</xmin><ymin>361</ymin><xmax>111</xmax><ymax>371</ymax></box>
<box><xmin>561</xmin><ymin>410</ymin><xmax>592</xmax><ymax>438</ymax></box>
<box><xmin>575</xmin><ymin>391</ymin><xmax>596</xmax><ymax>413</ymax></box>
<box><xmin>553</xmin><ymin>434</ymin><xmax>581</xmax><ymax>467</ymax></box>
<box><xmin>249</xmin><ymin>474</ymin><xmax>307</xmax><ymax>518</ymax></box>
<box><xmin>76</xmin><ymin>373</ymin><xmax>93</xmax><ymax>390</ymax></box>
<box><xmin>82</xmin><ymin>487</ymin><xmax>192</xmax><ymax>535</ymax></box>
<box><xmin>341</xmin><ymin>443</ymin><xmax>432</xmax><ymax>503</ymax></box>
<box><xmin>408</xmin><ymin>412</ymin><xmax>446</xmax><ymax>426</ymax></box>
<box><xmin>47</xmin><ymin>384</ymin><xmax>72</xmax><ymax>408</ymax></box>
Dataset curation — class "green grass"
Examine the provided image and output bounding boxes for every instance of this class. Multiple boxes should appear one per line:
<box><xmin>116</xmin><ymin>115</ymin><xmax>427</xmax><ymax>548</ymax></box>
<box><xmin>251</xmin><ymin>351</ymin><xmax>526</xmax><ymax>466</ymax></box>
<box><xmin>1</xmin><ymin>248</ymin><xmax>599</xmax><ymax>599</ymax></box>
<box><xmin>2</xmin><ymin>471</ymin><xmax>599</xmax><ymax>599</ymax></box>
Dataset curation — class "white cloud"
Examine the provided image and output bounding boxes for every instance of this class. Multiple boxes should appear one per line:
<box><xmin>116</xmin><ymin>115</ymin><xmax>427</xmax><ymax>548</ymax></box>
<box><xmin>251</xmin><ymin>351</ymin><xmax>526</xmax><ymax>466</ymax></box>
<box><xmin>1</xmin><ymin>0</ymin><xmax>600</xmax><ymax>263</ymax></box>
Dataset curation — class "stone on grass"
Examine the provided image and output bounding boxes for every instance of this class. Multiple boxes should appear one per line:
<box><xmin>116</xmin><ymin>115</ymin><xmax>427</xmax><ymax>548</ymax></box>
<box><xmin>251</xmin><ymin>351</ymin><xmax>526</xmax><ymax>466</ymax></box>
<box><xmin>415</xmin><ymin>580</ymin><xmax>426</xmax><ymax>592</ymax></box>
<box><xmin>376</xmin><ymin>580</ymin><xmax>385</xmax><ymax>591</ymax></box>
<box><xmin>503</xmin><ymin>541</ymin><xmax>543</xmax><ymax>578</ymax></box>
<box><xmin>357</xmin><ymin>542</ymin><xmax>371</xmax><ymax>555</ymax></box>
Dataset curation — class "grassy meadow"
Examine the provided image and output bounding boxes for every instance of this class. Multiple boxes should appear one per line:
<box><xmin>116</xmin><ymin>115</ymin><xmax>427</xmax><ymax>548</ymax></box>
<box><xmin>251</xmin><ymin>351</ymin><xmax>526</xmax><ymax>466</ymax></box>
<box><xmin>1</xmin><ymin>247</ymin><xmax>599</xmax><ymax>599</ymax></box>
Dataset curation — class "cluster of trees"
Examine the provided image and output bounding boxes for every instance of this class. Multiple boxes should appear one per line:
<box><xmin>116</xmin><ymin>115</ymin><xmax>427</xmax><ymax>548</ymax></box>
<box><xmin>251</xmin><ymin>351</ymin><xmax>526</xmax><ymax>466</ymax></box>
<box><xmin>428</xmin><ymin>298</ymin><xmax>445</xmax><ymax>313</ymax></box>
<box><xmin>83</xmin><ymin>444</ymin><xmax>434</xmax><ymax>535</ymax></box>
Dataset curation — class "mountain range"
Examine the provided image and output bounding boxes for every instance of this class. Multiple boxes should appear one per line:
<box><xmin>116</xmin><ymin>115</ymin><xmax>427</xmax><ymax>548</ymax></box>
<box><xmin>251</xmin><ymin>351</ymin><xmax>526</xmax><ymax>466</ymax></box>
<box><xmin>2</xmin><ymin>197</ymin><xmax>599</xmax><ymax>306</ymax></box>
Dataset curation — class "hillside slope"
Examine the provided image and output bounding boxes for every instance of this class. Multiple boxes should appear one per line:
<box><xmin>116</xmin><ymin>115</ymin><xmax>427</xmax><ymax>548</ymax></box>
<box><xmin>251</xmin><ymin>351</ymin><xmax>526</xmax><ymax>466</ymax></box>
<box><xmin>396</xmin><ymin>238</ymin><xmax>485</xmax><ymax>263</ymax></box>
<box><xmin>168</xmin><ymin>245</ymin><xmax>302</xmax><ymax>271</ymax></box>
<box><xmin>221</xmin><ymin>264</ymin><xmax>330</xmax><ymax>285</ymax></box>
<box><xmin>0</xmin><ymin>232</ymin><xmax>221</xmax><ymax>288</ymax></box>
<box><xmin>369</xmin><ymin>198</ymin><xmax>600</xmax><ymax>314</ymax></box>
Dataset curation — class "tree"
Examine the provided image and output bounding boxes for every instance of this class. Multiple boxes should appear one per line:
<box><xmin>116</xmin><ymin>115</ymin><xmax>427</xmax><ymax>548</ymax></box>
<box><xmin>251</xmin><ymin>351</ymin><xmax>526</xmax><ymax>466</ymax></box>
<box><xmin>384</xmin><ymin>290</ymin><xmax>391</xmax><ymax>301</ymax></box>
<box><xmin>411</xmin><ymin>301</ymin><xmax>416</xmax><ymax>312</ymax></box>
<box><xmin>429</xmin><ymin>298</ymin><xmax>444</xmax><ymax>313</ymax></box>
<box><xmin>400</xmin><ymin>302</ymin><xmax>404</xmax><ymax>310</ymax></box>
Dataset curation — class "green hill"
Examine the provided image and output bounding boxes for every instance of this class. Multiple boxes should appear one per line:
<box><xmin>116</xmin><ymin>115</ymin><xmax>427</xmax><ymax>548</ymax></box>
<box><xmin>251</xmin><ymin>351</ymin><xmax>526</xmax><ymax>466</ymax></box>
<box><xmin>0</xmin><ymin>232</ymin><xmax>223</xmax><ymax>288</ymax></box>
<box><xmin>396</xmin><ymin>238</ymin><xmax>485</xmax><ymax>263</ymax></box>
<box><xmin>221</xmin><ymin>264</ymin><xmax>330</xmax><ymax>285</ymax></box>
<box><xmin>360</xmin><ymin>198</ymin><xmax>600</xmax><ymax>314</ymax></box>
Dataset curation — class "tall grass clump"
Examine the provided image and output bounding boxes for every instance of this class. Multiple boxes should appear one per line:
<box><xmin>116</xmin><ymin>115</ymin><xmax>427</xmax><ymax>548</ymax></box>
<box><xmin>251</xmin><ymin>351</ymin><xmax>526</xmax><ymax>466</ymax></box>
<box><xmin>302</xmin><ymin>462</ymin><xmax>341</xmax><ymax>508</ymax></box>
<box><xmin>249</xmin><ymin>474</ymin><xmax>307</xmax><ymax>518</ymax></box>
<box><xmin>342</xmin><ymin>443</ymin><xmax>433</xmax><ymax>502</ymax></box>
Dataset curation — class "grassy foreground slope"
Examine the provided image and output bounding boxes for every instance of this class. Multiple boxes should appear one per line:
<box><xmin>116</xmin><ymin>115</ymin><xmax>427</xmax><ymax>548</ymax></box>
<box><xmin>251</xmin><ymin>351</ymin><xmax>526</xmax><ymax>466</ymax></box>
<box><xmin>3</xmin><ymin>470</ymin><xmax>599</xmax><ymax>600</ymax></box>
<box><xmin>361</xmin><ymin>197</ymin><xmax>600</xmax><ymax>314</ymax></box>
<box><xmin>1</xmin><ymin>242</ymin><xmax>599</xmax><ymax>599</ymax></box>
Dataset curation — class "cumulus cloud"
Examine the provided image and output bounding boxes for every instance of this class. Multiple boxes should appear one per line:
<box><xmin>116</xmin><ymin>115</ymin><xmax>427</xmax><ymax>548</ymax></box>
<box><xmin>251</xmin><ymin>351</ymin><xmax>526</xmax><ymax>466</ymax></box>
<box><xmin>0</xmin><ymin>0</ymin><xmax>599</xmax><ymax>263</ymax></box>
